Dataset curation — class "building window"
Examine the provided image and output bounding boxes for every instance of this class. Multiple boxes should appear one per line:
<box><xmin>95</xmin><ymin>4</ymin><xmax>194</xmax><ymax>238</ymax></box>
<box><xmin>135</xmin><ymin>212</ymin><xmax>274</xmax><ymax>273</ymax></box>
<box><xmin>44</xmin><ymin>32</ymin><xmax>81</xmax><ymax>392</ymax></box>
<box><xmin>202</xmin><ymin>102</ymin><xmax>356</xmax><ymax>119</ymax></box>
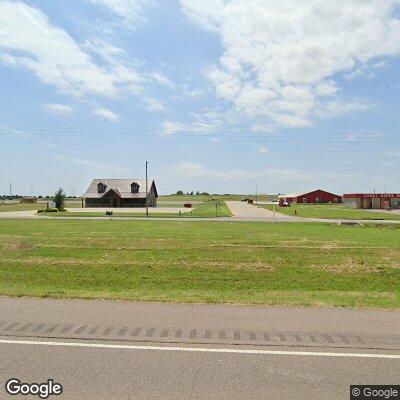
<box><xmin>316</xmin><ymin>197</ymin><xmax>320</xmax><ymax>203</ymax></box>
<box><xmin>303</xmin><ymin>198</ymin><xmax>307</xmax><ymax>202</ymax></box>
<box><xmin>97</xmin><ymin>183</ymin><xmax>107</xmax><ymax>193</ymax></box>
<box><xmin>334</xmin><ymin>197</ymin><xmax>338</xmax><ymax>202</ymax></box>
<box><xmin>131</xmin><ymin>182</ymin><xmax>140</xmax><ymax>193</ymax></box>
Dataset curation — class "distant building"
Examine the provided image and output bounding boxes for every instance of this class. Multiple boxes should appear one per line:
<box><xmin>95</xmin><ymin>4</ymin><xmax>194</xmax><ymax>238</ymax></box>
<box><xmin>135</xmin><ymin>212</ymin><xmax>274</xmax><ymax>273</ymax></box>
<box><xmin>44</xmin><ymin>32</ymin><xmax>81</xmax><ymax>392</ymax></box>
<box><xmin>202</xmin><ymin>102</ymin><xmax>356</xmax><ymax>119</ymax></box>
<box><xmin>20</xmin><ymin>196</ymin><xmax>37</xmax><ymax>204</ymax></box>
<box><xmin>82</xmin><ymin>179</ymin><xmax>158</xmax><ymax>208</ymax></box>
<box><xmin>279</xmin><ymin>189</ymin><xmax>342</xmax><ymax>206</ymax></box>
<box><xmin>343</xmin><ymin>193</ymin><xmax>400</xmax><ymax>209</ymax></box>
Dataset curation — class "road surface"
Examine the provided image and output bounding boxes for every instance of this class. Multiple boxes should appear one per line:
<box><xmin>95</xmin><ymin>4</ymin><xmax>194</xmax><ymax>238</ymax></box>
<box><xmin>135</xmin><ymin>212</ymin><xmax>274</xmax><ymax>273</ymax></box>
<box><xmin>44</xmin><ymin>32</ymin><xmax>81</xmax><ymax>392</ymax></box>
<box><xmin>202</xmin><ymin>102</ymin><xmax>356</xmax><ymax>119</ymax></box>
<box><xmin>0</xmin><ymin>298</ymin><xmax>399</xmax><ymax>399</ymax></box>
<box><xmin>66</xmin><ymin>207</ymin><xmax>193</xmax><ymax>213</ymax></box>
<box><xmin>1</xmin><ymin>202</ymin><xmax>400</xmax><ymax>224</ymax></box>
<box><xmin>226</xmin><ymin>200</ymin><xmax>295</xmax><ymax>220</ymax></box>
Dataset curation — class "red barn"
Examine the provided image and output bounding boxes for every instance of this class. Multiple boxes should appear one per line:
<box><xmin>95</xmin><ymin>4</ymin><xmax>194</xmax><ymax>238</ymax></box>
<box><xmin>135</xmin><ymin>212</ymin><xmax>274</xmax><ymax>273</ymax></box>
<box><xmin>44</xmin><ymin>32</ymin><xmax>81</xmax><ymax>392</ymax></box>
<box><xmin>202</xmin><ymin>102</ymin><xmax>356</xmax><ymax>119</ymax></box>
<box><xmin>279</xmin><ymin>189</ymin><xmax>342</xmax><ymax>206</ymax></box>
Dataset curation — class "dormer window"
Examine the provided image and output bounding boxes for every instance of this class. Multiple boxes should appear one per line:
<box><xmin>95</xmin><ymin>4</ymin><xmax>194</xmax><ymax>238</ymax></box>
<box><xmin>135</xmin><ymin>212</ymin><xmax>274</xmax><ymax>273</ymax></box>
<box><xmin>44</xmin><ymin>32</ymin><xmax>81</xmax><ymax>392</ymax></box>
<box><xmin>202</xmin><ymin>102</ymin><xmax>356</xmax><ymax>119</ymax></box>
<box><xmin>97</xmin><ymin>182</ymin><xmax>107</xmax><ymax>193</ymax></box>
<box><xmin>131</xmin><ymin>182</ymin><xmax>139</xmax><ymax>193</ymax></box>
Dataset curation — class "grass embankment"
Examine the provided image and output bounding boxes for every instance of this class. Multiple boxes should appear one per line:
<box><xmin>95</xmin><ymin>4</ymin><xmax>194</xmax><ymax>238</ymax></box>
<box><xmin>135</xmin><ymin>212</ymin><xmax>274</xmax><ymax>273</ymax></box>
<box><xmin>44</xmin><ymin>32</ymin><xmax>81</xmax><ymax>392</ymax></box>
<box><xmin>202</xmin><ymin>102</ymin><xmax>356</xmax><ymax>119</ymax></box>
<box><xmin>261</xmin><ymin>204</ymin><xmax>400</xmax><ymax>221</ymax></box>
<box><xmin>46</xmin><ymin>202</ymin><xmax>232</xmax><ymax>218</ymax></box>
<box><xmin>0</xmin><ymin>219</ymin><xmax>399</xmax><ymax>308</ymax></box>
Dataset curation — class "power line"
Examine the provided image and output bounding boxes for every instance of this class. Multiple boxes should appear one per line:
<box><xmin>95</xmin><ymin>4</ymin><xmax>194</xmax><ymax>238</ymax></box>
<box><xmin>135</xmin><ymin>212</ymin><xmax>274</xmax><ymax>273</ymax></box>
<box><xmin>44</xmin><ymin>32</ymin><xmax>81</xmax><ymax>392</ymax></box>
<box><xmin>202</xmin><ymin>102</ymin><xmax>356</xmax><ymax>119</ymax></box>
<box><xmin>2</xmin><ymin>125</ymin><xmax>400</xmax><ymax>135</ymax></box>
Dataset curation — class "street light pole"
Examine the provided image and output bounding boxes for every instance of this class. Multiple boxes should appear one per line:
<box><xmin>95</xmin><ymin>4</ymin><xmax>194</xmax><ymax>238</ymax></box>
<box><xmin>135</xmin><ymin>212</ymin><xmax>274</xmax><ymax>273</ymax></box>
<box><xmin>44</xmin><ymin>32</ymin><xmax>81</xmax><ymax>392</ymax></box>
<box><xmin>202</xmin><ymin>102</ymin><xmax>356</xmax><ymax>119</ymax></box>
<box><xmin>145</xmin><ymin>161</ymin><xmax>149</xmax><ymax>217</ymax></box>
<box><xmin>251</xmin><ymin>178</ymin><xmax>258</xmax><ymax>204</ymax></box>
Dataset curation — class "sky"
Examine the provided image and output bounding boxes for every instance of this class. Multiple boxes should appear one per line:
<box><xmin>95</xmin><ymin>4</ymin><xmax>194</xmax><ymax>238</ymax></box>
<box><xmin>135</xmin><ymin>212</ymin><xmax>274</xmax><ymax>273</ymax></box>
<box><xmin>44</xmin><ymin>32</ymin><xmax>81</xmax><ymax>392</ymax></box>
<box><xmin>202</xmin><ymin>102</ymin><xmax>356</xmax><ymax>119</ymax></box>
<box><xmin>1</xmin><ymin>0</ymin><xmax>400</xmax><ymax>196</ymax></box>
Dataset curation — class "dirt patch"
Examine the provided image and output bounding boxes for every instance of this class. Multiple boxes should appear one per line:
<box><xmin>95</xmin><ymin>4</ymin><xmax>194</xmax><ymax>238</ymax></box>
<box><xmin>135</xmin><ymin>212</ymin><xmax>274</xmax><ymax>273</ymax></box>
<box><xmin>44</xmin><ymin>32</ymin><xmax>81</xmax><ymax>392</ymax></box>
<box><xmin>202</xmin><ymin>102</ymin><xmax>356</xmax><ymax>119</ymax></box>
<box><xmin>8</xmin><ymin>242</ymin><xmax>32</xmax><ymax>251</ymax></box>
<box><xmin>313</xmin><ymin>258</ymin><xmax>387</xmax><ymax>274</ymax></box>
<box><xmin>212</xmin><ymin>243</ymin><xmax>367</xmax><ymax>250</ymax></box>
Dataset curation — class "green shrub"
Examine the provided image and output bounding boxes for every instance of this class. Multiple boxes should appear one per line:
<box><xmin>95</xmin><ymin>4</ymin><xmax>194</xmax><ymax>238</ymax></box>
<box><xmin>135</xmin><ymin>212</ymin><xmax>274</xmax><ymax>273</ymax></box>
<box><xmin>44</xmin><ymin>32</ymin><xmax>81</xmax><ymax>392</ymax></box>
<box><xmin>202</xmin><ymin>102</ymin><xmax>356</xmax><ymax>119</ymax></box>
<box><xmin>53</xmin><ymin>188</ymin><xmax>66</xmax><ymax>211</ymax></box>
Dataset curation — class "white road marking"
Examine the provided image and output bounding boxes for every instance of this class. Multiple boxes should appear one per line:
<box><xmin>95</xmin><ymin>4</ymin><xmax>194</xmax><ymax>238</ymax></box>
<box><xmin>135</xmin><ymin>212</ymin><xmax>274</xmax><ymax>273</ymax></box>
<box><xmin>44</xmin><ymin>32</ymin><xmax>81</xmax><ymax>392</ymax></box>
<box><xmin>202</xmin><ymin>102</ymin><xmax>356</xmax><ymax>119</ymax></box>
<box><xmin>0</xmin><ymin>339</ymin><xmax>399</xmax><ymax>359</ymax></box>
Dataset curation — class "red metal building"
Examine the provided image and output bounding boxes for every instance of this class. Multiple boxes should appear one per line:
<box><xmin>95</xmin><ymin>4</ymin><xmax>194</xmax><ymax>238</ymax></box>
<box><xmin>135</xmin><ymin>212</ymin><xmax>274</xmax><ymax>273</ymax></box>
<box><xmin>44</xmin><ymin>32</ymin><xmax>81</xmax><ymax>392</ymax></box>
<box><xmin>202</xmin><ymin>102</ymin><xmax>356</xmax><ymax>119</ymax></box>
<box><xmin>343</xmin><ymin>193</ymin><xmax>400</xmax><ymax>209</ymax></box>
<box><xmin>279</xmin><ymin>189</ymin><xmax>342</xmax><ymax>206</ymax></box>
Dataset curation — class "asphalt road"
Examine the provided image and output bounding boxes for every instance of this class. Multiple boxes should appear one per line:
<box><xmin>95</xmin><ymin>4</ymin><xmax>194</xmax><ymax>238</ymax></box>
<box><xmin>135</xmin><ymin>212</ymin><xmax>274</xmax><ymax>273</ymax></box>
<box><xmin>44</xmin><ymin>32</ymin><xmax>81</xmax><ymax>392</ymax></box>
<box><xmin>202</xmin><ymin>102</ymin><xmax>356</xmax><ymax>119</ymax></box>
<box><xmin>1</xmin><ymin>201</ymin><xmax>400</xmax><ymax>224</ymax></box>
<box><xmin>1</xmin><ymin>339</ymin><xmax>399</xmax><ymax>400</ymax></box>
<box><xmin>0</xmin><ymin>298</ymin><xmax>399</xmax><ymax>399</ymax></box>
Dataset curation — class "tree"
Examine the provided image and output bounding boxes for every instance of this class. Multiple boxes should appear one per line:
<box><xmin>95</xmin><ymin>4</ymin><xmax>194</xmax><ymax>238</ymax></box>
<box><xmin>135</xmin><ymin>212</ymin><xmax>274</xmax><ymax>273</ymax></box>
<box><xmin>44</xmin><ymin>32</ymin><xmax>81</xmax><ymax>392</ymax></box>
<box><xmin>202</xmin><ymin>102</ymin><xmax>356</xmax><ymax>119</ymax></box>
<box><xmin>53</xmin><ymin>188</ymin><xmax>66</xmax><ymax>211</ymax></box>
<box><xmin>175</xmin><ymin>190</ymin><xmax>184</xmax><ymax>195</ymax></box>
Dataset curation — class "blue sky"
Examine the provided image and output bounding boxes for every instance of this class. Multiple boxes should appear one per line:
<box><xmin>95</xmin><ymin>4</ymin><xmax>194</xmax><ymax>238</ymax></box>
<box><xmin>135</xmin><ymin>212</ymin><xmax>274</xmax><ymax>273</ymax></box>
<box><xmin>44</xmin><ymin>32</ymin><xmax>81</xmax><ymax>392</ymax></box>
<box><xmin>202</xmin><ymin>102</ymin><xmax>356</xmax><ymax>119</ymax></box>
<box><xmin>1</xmin><ymin>0</ymin><xmax>400</xmax><ymax>196</ymax></box>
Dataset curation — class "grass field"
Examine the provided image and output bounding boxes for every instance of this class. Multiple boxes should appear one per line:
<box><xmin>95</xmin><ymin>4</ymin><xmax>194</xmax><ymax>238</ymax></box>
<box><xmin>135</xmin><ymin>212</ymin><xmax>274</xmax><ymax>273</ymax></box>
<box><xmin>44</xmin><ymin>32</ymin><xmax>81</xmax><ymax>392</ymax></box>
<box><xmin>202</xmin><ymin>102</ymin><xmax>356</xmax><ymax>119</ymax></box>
<box><xmin>261</xmin><ymin>204</ymin><xmax>400</xmax><ymax>221</ymax></box>
<box><xmin>0</xmin><ymin>219</ymin><xmax>399</xmax><ymax>308</ymax></box>
<box><xmin>159</xmin><ymin>194</ymin><xmax>277</xmax><ymax>202</ymax></box>
<box><xmin>45</xmin><ymin>202</ymin><xmax>232</xmax><ymax>218</ymax></box>
<box><xmin>0</xmin><ymin>200</ymin><xmax>81</xmax><ymax>212</ymax></box>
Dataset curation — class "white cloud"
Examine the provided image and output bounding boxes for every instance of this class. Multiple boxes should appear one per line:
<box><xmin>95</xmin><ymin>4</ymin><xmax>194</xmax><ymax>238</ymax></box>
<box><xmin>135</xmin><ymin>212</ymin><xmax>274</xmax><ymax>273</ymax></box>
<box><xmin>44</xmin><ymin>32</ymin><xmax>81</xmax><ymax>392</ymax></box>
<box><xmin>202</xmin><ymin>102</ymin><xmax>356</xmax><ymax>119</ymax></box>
<box><xmin>162</xmin><ymin>120</ymin><xmax>188</xmax><ymax>135</ymax></box>
<box><xmin>180</xmin><ymin>0</ymin><xmax>226</xmax><ymax>32</ymax></box>
<box><xmin>44</xmin><ymin>103</ymin><xmax>73</xmax><ymax>115</ymax></box>
<box><xmin>162</xmin><ymin>110</ymin><xmax>224</xmax><ymax>135</ymax></box>
<box><xmin>315</xmin><ymin>100</ymin><xmax>374</xmax><ymax>118</ymax></box>
<box><xmin>85</xmin><ymin>38</ymin><xmax>143</xmax><ymax>95</ymax></box>
<box><xmin>182</xmin><ymin>84</ymin><xmax>204</xmax><ymax>98</ymax></box>
<box><xmin>0</xmin><ymin>2</ymin><xmax>142</xmax><ymax>97</ymax></box>
<box><xmin>86</xmin><ymin>0</ymin><xmax>152</xmax><ymax>26</ymax></box>
<box><xmin>181</xmin><ymin>0</ymin><xmax>400</xmax><ymax>127</ymax></box>
<box><xmin>92</xmin><ymin>108</ymin><xmax>120</xmax><ymax>122</ymax></box>
<box><xmin>258</xmin><ymin>147</ymin><xmax>268</xmax><ymax>155</ymax></box>
<box><xmin>56</xmin><ymin>154</ymin><xmax>128</xmax><ymax>172</ymax></box>
<box><xmin>169</xmin><ymin>162</ymin><xmax>358</xmax><ymax>184</ymax></box>
<box><xmin>144</xmin><ymin>97</ymin><xmax>165</xmax><ymax>112</ymax></box>
<box><xmin>150</xmin><ymin>72</ymin><xmax>175</xmax><ymax>89</ymax></box>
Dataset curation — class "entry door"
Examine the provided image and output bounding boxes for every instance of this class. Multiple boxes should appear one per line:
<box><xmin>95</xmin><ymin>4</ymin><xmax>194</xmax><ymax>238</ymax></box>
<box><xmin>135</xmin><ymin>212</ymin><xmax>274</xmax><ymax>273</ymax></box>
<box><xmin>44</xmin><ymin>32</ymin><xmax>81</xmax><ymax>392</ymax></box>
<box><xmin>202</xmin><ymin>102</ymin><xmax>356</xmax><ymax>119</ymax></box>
<box><xmin>112</xmin><ymin>197</ymin><xmax>118</xmax><ymax>207</ymax></box>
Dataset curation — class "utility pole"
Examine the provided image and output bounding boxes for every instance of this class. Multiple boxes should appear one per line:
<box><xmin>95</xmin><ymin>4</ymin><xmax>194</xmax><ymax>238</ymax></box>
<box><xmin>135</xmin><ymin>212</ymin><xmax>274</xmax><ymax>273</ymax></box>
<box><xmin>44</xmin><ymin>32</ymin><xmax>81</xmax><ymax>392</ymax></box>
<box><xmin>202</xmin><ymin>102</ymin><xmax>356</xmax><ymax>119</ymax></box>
<box><xmin>145</xmin><ymin>161</ymin><xmax>149</xmax><ymax>217</ymax></box>
<box><xmin>9</xmin><ymin>181</ymin><xmax>11</xmax><ymax>198</ymax></box>
<box><xmin>256</xmin><ymin>183</ymin><xmax>258</xmax><ymax>204</ymax></box>
<box><xmin>251</xmin><ymin>178</ymin><xmax>258</xmax><ymax>204</ymax></box>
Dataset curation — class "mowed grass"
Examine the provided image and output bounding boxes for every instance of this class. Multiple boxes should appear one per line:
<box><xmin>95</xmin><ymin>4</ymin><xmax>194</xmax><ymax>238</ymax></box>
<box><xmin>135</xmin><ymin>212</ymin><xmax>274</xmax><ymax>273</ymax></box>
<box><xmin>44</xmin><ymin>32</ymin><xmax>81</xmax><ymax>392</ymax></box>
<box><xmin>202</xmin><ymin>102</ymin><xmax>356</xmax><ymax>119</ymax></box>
<box><xmin>0</xmin><ymin>200</ymin><xmax>81</xmax><ymax>212</ymax></box>
<box><xmin>159</xmin><ymin>194</ymin><xmax>277</xmax><ymax>202</ymax></box>
<box><xmin>0</xmin><ymin>219</ymin><xmax>399</xmax><ymax>308</ymax></box>
<box><xmin>262</xmin><ymin>204</ymin><xmax>400</xmax><ymax>221</ymax></box>
<box><xmin>46</xmin><ymin>202</ymin><xmax>232</xmax><ymax>218</ymax></box>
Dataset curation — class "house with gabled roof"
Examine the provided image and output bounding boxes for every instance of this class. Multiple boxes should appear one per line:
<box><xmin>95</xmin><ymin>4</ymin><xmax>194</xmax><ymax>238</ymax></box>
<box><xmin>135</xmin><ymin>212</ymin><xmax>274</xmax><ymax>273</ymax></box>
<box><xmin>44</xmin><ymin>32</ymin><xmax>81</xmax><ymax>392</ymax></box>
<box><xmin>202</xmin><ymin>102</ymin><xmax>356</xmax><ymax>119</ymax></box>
<box><xmin>82</xmin><ymin>178</ymin><xmax>158</xmax><ymax>208</ymax></box>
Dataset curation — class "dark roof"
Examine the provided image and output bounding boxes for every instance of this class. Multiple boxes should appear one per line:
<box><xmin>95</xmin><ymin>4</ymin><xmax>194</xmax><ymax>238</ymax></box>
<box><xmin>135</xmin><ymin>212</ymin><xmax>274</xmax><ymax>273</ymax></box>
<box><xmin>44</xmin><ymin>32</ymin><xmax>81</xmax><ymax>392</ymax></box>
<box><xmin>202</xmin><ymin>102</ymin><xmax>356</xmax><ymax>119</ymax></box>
<box><xmin>82</xmin><ymin>178</ymin><xmax>157</xmax><ymax>199</ymax></box>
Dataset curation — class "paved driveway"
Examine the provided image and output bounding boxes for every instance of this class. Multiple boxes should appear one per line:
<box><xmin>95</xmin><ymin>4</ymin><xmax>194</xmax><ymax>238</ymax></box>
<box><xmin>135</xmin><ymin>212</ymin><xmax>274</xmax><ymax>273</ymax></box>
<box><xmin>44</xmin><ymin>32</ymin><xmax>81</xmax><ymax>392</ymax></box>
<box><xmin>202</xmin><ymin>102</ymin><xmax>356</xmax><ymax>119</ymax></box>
<box><xmin>0</xmin><ymin>210</ymin><xmax>37</xmax><ymax>218</ymax></box>
<box><xmin>226</xmin><ymin>201</ymin><xmax>293</xmax><ymax>220</ymax></box>
<box><xmin>66</xmin><ymin>207</ymin><xmax>193</xmax><ymax>214</ymax></box>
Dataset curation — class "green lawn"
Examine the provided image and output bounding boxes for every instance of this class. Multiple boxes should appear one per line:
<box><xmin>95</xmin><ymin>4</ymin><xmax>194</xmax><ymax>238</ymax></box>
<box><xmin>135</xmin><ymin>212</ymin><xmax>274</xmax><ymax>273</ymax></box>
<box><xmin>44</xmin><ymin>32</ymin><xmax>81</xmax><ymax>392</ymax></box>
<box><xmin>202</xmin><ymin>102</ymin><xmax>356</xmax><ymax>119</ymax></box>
<box><xmin>0</xmin><ymin>201</ymin><xmax>81</xmax><ymax>212</ymax></box>
<box><xmin>261</xmin><ymin>204</ymin><xmax>400</xmax><ymax>221</ymax></box>
<box><xmin>0</xmin><ymin>219</ymin><xmax>399</xmax><ymax>308</ymax></box>
<box><xmin>159</xmin><ymin>194</ymin><xmax>277</xmax><ymax>202</ymax></box>
<box><xmin>45</xmin><ymin>201</ymin><xmax>232</xmax><ymax>218</ymax></box>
